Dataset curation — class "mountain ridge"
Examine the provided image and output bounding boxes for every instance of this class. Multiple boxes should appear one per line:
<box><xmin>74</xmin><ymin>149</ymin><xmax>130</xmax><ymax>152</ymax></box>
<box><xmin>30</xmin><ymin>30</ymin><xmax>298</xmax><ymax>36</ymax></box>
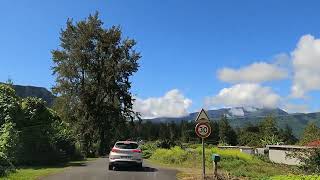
<box><xmin>1</xmin><ymin>83</ymin><xmax>55</xmax><ymax>106</ymax></box>
<box><xmin>143</xmin><ymin>107</ymin><xmax>320</xmax><ymax>138</ymax></box>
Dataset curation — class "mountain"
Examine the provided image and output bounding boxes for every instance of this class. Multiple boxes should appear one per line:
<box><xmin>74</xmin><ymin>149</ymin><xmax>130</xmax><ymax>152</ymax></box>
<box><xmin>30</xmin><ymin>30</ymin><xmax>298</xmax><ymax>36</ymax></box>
<box><xmin>9</xmin><ymin>84</ymin><xmax>55</xmax><ymax>106</ymax></box>
<box><xmin>144</xmin><ymin>107</ymin><xmax>320</xmax><ymax>137</ymax></box>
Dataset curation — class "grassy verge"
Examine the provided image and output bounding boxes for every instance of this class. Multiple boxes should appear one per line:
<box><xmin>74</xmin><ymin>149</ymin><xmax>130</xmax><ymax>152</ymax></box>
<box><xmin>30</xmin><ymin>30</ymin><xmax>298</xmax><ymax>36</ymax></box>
<box><xmin>0</xmin><ymin>158</ymin><xmax>97</xmax><ymax>180</ymax></box>
<box><xmin>269</xmin><ymin>175</ymin><xmax>320</xmax><ymax>180</ymax></box>
<box><xmin>148</xmin><ymin>146</ymin><xmax>304</xmax><ymax>179</ymax></box>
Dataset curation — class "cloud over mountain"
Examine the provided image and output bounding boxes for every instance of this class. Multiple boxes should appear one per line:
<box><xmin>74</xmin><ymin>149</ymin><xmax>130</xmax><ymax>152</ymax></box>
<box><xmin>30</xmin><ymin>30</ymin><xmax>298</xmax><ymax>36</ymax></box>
<box><xmin>205</xmin><ymin>83</ymin><xmax>281</xmax><ymax>108</ymax></box>
<box><xmin>133</xmin><ymin>89</ymin><xmax>192</xmax><ymax>118</ymax></box>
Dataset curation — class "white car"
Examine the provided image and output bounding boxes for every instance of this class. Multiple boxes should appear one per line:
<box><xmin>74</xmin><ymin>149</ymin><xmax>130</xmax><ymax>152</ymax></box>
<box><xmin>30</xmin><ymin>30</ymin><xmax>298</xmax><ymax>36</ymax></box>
<box><xmin>108</xmin><ymin>141</ymin><xmax>143</xmax><ymax>170</ymax></box>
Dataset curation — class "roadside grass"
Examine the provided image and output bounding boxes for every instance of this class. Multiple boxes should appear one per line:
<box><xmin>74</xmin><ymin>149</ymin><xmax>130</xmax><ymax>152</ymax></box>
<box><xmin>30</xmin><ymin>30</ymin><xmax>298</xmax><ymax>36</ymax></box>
<box><xmin>0</xmin><ymin>158</ymin><xmax>97</xmax><ymax>180</ymax></box>
<box><xmin>149</xmin><ymin>146</ymin><xmax>300</xmax><ymax>179</ymax></box>
<box><xmin>269</xmin><ymin>175</ymin><xmax>320</xmax><ymax>180</ymax></box>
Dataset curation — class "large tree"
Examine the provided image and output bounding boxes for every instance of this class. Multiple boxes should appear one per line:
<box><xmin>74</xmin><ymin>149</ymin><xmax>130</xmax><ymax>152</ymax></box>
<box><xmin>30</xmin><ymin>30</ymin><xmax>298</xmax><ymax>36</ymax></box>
<box><xmin>52</xmin><ymin>13</ymin><xmax>140</xmax><ymax>155</ymax></box>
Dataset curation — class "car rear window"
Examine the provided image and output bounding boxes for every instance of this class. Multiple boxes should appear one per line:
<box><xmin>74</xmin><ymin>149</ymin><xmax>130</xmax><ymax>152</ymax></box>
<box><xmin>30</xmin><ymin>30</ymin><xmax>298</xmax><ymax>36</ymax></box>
<box><xmin>115</xmin><ymin>142</ymin><xmax>138</xmax><ymax>149</ymax></box>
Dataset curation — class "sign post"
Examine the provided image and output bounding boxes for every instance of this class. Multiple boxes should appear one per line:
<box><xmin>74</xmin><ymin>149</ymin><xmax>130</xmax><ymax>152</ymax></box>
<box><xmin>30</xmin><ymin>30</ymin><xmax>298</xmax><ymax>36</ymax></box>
<box><xmin>195</xmin><ymin>109</ymin><xmax>211</xmax><ymax>180</ymax></box>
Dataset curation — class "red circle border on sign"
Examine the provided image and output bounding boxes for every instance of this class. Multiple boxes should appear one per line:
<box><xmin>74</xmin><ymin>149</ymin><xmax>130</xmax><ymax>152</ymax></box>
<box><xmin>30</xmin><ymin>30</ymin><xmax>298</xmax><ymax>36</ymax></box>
<box><xmin>195</xmin><ymin>122</ymin><xmax>212</xmax><ymax>138</ymax></box>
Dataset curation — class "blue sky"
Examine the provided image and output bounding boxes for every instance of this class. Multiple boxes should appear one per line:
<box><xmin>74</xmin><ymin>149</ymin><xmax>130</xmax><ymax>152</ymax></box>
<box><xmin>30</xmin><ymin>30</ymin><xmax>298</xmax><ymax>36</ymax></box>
<box><xmin>1</xmin><ymin>0</ymin><xmax>320</xmax><ymax>117</ymax></box>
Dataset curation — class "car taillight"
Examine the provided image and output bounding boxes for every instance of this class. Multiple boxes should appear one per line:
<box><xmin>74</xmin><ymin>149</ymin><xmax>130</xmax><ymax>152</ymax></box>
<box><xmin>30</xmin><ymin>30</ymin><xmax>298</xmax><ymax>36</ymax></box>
<box><xmin>111</xmin><ymin>148</ymin><xmax>119</xmax><ymax>153</ymax></box>
<box><xmin>132</xmin><ymin>149</ymin><xmax>142</xmax><ymax>153</ymax></box>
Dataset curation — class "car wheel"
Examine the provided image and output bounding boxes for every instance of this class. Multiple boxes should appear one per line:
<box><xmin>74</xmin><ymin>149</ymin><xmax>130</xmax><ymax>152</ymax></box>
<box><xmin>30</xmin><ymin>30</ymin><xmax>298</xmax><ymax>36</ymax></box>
<box><xmin>108</xmin><ymin>164</ymin><xmax>113</xmax><ymax>170</ymax></box>
<box><xmin>137</xmin><ymin>163</ymin><xmax>142</xmax><ymax>169</ymax></box>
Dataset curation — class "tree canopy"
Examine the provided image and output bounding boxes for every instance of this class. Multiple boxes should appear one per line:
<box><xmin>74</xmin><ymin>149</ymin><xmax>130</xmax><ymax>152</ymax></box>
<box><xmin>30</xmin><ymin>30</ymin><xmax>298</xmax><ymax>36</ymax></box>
<box><xmin>52</xmin><ymin>12</ymin><xmax>140</xmax><ymax>155</ymax></box>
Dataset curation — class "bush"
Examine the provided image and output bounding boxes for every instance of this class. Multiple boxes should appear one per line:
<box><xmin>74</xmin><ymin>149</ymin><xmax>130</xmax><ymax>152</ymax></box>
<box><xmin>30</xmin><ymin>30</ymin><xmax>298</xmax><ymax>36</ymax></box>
<box><xmin>16</xmin><ymin>97</ymin><xmax>76</xmax><ymax>165</ymax></box>
<box><xmin>0</xmin><ymin>152</ymin><xmax>15</xmax><ymax>176</ymax></box>
<box><xmin>140</xmin><ymin>142</ymin><xmax>158</xmax><ymax>159</ymax></box>
<box><xmin>295</xmin><ymin>148</ymin><xmax>320</xmax><ymax>174</ymax></box>
<box><xmin>0</xmin><ymin>122</ymin><xmax>19</xmax><ymax>163</ymax></box>
<box><xmin>151</xmin><ymin>146</ymin><xmax>189</xmax><ymax>165</ymax></box>
<box><xmin>155</xmin><ymin>140</ymin><xmax>176</xmax><ymax>149</ymax></box>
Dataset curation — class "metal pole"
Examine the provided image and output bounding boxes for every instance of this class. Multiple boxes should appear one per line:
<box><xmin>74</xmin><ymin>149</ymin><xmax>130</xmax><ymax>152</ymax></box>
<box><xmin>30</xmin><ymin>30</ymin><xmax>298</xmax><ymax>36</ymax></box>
<box><xmin>214</xmin><ymin>162</ymin><xmax>218</xmax><ymax>179</ymax></box>
<box><xmin>202</xmin><ymin>138</ymin><xmax>205</xmax><ymax>180</ymax></box>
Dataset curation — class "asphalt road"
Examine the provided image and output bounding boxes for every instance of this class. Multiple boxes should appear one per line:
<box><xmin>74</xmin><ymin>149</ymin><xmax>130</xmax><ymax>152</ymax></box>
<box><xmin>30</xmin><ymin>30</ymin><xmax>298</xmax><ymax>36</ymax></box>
<box><xmin>42</xmin><ymin>158</ymin><xmax>177</xmax><ymax>180</ymax></box>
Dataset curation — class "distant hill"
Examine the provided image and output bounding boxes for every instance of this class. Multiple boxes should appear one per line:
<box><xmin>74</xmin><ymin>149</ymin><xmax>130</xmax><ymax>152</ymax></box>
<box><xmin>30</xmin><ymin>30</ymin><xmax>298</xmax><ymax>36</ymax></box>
<box><xmin>7</xmin><ymin>84</ymin><xmax>55</xmax><ymax>106</ymax></box>
<box><xmin>144</xmin><ymin>107</ymin><xmax>320</xmax><ymax>138</ymax></box>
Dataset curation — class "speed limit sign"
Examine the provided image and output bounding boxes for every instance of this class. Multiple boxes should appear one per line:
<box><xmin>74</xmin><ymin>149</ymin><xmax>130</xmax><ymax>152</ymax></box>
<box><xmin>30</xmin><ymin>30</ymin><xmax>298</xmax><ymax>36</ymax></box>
<box><xmin>195</xmin><ymin>122</ymin><xmax>211</xmax><ymax>138</ymax></box>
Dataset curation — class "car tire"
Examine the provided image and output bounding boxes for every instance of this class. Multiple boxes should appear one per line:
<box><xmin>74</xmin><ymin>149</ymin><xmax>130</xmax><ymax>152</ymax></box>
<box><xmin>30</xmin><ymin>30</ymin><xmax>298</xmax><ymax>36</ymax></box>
<box><xmin>137</xmin><ymin>163</ymin><xmax>142</xmax><ymax>169</ymax></box>
<box><xmin>108</xmin><ymin>164</ymin><xmax>113</xmax><ymax>171</ymax></box>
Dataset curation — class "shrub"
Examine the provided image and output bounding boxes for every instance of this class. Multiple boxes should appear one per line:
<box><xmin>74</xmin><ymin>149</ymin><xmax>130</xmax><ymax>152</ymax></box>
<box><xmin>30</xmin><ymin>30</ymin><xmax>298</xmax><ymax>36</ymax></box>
<box><xmin>0</xmin><ymin>152</ymin><xmax>15</xmax><ymax>176</ymax></box>
<box><xmin>151</xmin><ymin>146</ymin><xmax>189</xmax><ymax>165</ymax></box>
<box><xmin>0</xmin><ymin>122</ymin><xmax>19</xmax><ymax>163</ymax></box>
<box><xmin>17</xmin><ymin>97</ymin><xmax>75</xmax><ymax>165</ymax></box>
<box><xmin>155</xmin><ymin>140</ymin><xmax>176</xmax><ymax>149</ymax></box>
<box><xmin>140</xmin><ymin>142</ymin><xmax>158</xmax><ymax>159</ymax></box>
<box><xmin>293</xmin><ymin>148</ymin><xmax>320</xmax><ymax>174</ymax></box>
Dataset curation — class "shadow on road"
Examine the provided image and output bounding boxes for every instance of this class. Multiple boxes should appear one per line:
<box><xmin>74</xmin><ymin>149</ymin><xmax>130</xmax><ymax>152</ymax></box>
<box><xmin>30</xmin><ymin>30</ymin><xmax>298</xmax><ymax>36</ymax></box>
<box><xmin>67</xmin><ymin>162</ymin><xmax>87</xmax><ymax>167</ymax></box>
<box><xmin>113</xmin><ymin>166</ymin><xmax>158</xmax><ymax>172</ymax></box>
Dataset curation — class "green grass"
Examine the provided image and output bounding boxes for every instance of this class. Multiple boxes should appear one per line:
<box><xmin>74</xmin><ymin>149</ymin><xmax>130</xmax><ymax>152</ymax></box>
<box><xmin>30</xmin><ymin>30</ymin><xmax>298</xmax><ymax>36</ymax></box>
<box><xmin>270</xmin><ymin>175</ymin><xmax>320</xmax><ymax>180</ymax></box>
<box><xmin>0</xmin><ymin>158</ymin><xmax>97</xmax><ymax>180</ymax></box>
<box><xmin>149</xmin><ymin>146</ymin><xmax>299</xmax><ymax>179</ymax></box>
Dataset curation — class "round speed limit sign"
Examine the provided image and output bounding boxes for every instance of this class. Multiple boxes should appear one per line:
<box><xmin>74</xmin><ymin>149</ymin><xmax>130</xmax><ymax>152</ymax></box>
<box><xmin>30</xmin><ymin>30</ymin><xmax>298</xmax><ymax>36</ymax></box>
<box><xmin>195</xmin><ymin>122</ymin><xmax>211</xmax><ymax>138</ymax></box>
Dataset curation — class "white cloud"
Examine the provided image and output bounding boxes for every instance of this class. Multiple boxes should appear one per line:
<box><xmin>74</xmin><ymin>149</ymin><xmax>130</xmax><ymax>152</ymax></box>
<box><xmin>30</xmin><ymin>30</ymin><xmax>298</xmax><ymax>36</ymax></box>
<box><xmin>291</xmin><ymin>34</ymin><xmax>320</xmax><ymax>98</ymax></box>
<box><xmin>283</xmin><ymin>103</ymin><xmax>309</xmax><ymax>113</ymax></box>
<box><xmin>133</xmin><ymin>89</ymin><xmax>192</xmax><ymax>119</ymax></box>
<box><xmin>205</xmin><ymin>83</ymin><xmax>280</xmax><ymax>108</ymax></box>
<box><xmin>217</xmin><ymin>62</ymin><xmax>288</xmax><ymax>83</ymax></box>
<box><xmin>243</xmin><ymin>106</ymin><xmax>258</xmax><ymax>112</ymax></box>
<box><xmin>229</xmin><ymin>107</ymin><xmax>244</xmax><ymax>116</ymax></box>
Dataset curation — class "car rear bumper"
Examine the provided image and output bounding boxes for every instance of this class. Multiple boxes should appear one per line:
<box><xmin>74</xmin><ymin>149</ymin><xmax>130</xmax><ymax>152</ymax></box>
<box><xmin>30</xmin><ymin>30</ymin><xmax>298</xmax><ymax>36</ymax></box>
<box><xmin>109</xmin><ymin>160</ymin><xmax>142</xmax><ymax>167</ymax></box>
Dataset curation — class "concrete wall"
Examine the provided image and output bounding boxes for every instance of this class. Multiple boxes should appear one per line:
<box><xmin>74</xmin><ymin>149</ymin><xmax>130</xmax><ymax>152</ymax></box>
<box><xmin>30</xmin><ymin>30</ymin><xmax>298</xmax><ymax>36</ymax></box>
<box><xmin>268</xmin><ymin>149</ymin><xmax>301</xmax><ymax>165</ymax></box>
<box><xmin>240</xmin><ymin>148</ymin><xmax>254</xmax><ymax>155</ymax></box>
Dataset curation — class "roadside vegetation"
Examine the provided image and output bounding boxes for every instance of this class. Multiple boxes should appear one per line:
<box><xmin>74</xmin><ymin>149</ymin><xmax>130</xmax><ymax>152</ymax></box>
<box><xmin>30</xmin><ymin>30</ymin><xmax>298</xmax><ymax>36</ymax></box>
<box><xmin>146</xmin><ymin>145</ymin><xmax>293</xmax><ymax>179</ymax></box>
<box><xmin>141</xmin><ymin>142</ymin><xmax>319</xmax><ymax>179</ymax></box>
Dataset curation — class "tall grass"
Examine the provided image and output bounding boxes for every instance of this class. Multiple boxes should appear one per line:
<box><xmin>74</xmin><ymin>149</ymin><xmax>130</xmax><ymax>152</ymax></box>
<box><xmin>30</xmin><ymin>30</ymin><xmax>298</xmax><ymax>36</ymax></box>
<box><xmin>150</xmin><ymin>146</ymin><xmax>295</xmax><ymax>179</ymax></box>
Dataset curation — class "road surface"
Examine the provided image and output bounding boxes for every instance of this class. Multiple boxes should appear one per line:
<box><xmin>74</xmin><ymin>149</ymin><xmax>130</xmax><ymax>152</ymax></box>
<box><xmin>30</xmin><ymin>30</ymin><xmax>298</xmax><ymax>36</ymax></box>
<box><xmin>42</xmin><ymin>158</ymin><xmax>177</xmax><ymax>180</ymax></box>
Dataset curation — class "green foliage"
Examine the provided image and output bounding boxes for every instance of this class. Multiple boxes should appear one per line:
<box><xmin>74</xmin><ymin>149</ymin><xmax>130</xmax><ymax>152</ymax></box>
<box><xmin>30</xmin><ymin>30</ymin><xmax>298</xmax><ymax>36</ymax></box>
<box><xmin>17</xmin><ymin>98</ymin><xmax>63</xmax><ymax>165</ymax></box>
<box><xmin>218</xmin><ymin>115</ymin><xmax>237</xmax><ymax>145</ymax></box>
<box><xmin>270</xmin><ymin>175</ymin><xmax>320</xmax><ymax>180</ymax></box>
<box><xmin>140</xmin><ymin>142</ymin><xmax>158</xmax><ymax>159</ymax></box>
<box><xmin>51</xmin><ymin>12</ymin><xmax>140</xmax><ymax>156</ymax></box>
<box><xmin>150</xmin><ymin>146</ymin><xmax>292</xmax><ymax>178</ymax></box>
<box><xmin>292</xmin><ymin>148</ymin><xmax>320</xmax><ymax>174</ymax></box>
<box><xmin>0</xmin><ymin>153</ymin><xmax>15</xmax><ymax>177</ymax></box>
<box><xmin>0</xmin><ymin>122</ymin><xmax>19</xmax><ymax>162</ymax></box>
<box><xmin>0</xmin><ymin>84</ymin><xmax>23</xmax><ymax>127</ymax></box>
<box><xmin>300</xmin><ymin>122</ymin><xmax>320</xmax><ymax>145</ymax></box>
<box><xmin>259</xmin><ymin>116</ymin><xmax>279</xmax><ymax>137</ymax></box>
<box><xmin>0</xmin><ymin>83</ymin><xmax>79</xmax><ymax>178</ymax></box>
<box><xmin>279</xmin><ymin>124</ymin><xmax>298</xmax><ymax>145</ymax></box>
<box><xmin>238</xmin><ymin>117</ymin><xmax>297</xmax><ymax>147</ymax></box>
<box><xmin>260</xmin><ymin>134</ymin><xmax>282</xmax><ymax>147</ymax></box>
<box><xmin>151</xmin><ymin>146</ymin><xmax>189</xmax><ymax>165</ymax></box>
